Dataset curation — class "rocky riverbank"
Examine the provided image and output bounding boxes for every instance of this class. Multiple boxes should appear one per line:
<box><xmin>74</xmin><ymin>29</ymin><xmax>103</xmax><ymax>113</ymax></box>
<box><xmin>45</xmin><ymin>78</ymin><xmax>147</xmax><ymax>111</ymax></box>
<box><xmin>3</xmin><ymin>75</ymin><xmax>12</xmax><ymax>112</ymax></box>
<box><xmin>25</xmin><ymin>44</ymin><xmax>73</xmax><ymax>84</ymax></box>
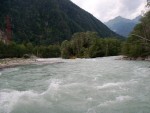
<box><xmin>121</xmin><ymin>56</ymin><xmax>150</xmax><ymax>61</ymax></box>
<box><xmin>0</xmin><ymin>58</ymin><xmax>37</xmax><ymax>69</ymax></box>
<box><xmin>0</xmin><ymin>58</ymin><xmax>64</xmax><ymax>70</ymax></box>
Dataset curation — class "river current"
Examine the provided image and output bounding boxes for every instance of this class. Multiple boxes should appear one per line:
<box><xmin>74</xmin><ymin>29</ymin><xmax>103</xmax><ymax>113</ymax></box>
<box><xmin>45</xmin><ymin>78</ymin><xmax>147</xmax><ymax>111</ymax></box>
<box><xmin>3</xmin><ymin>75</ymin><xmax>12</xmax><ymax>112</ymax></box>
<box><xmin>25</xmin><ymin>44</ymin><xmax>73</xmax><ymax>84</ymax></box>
<box><xmin>0</xmin><ymin>56</ymin><xmax>150</xmax><ymax>113</ymax></box>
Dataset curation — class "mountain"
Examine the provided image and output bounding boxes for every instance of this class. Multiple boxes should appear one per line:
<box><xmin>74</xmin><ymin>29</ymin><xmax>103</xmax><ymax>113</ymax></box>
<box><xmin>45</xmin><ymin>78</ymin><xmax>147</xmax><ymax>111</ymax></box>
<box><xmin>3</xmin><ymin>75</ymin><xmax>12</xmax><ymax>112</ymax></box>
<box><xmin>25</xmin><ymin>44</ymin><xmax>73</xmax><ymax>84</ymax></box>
<box><xmin>0</xmin><ymin>0</ymin><xmax>120</xmax><ymax>45</ymax></box>
<box><xmin>133</xmin><ymin>15</ymin><xmax>142</xmax><ymax>23</ymax></box>
<box><xmin>105</xmin><ymin>16</ymin><xmax>142</xmax><ymax>37</ymax></box>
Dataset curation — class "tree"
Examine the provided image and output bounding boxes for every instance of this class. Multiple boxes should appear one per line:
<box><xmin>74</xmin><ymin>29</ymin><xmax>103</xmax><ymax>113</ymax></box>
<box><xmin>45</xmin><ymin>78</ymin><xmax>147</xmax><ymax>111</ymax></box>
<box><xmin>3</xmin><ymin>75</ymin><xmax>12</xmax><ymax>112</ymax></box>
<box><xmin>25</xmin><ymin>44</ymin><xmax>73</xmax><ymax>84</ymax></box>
<box><xmin>0</xmin><ymin>41</ymin><xmax>6</xmax><ymax>58</ymax></box>
<box><xmin>122</xmin><ymin>10</ymin><xmax>150</xmax><ymax>57</ymax></box>
<box><xmin>71</xmin><ymin>31</ymin><xmax>98</xmax><ymax>57</ymax></box>
<box><xmin>26</xmin><ymin>42</ymin><xmax>33</xmax><ymax>54</ymax></box>
<box><xmin>89</xmin><ymin>39</ymin><xmax>105</xmax><ymax>58</ymax></box>
<box><xmin>61</xmin><ymin>40</ymin><xmax>72</xmax><ymax>59</ymax></box>
<box><xmin>61</xmin><ymin>32</ymin><xmax>122</xmax><ymax>59</ymax></box>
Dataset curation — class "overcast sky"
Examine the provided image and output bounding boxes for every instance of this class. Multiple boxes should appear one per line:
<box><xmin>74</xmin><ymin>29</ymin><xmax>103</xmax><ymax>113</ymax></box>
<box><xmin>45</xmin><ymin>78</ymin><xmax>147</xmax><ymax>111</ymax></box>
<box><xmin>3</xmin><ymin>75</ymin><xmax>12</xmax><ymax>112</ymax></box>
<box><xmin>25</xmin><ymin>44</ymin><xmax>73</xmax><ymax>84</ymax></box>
<box><xmin>71</xmin><ymin>0</ymin><xmax>147</xmax><ymax>22</ymax></box>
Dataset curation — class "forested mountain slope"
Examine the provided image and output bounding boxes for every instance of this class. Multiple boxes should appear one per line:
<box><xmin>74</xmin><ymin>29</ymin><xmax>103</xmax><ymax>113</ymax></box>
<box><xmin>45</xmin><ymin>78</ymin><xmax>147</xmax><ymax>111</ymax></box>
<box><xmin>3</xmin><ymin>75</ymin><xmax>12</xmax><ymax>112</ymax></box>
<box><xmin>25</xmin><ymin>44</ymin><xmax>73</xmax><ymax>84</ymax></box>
<box><xmin>0</xmin><ymin>0</ymin><xmax>120</xmax><ymax>45</ymax></box>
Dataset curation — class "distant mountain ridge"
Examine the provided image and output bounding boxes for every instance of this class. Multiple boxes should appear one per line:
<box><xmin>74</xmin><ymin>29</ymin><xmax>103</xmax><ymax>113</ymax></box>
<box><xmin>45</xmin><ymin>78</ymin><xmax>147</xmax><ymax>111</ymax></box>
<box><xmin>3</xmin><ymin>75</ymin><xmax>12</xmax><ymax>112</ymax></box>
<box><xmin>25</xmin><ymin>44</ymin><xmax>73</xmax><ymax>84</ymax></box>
<box><xmin>0</xmin><ymin>0</ymin><xmax>120</xmax><ymax>45</ymax></box>
<box><xmin>105</xmin><ymin>16</ymin><xmax>142</xmax><ymax>37</ymax></box>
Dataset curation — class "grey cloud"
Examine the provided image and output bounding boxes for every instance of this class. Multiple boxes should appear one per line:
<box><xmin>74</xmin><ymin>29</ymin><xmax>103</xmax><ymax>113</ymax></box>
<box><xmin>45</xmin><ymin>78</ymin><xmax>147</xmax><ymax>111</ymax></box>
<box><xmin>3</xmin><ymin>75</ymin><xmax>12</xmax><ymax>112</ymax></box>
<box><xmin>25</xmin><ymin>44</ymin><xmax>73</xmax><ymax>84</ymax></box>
<box><xmin>71</xmin><ymin>0</ymin><xmax>146</xmax><ymax>22</ymax></box>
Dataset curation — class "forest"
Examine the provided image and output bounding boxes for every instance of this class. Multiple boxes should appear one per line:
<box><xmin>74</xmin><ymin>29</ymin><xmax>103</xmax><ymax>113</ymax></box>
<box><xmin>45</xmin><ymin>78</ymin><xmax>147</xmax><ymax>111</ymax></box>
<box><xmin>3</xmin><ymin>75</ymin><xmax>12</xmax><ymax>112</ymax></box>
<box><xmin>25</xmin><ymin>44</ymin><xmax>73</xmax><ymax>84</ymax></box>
<box><xmin>61</xmin><ymin>32</ymin><xmax>121</xmax><ymax>59</ymax></box>
<box><xmin>0</xmin><ymin>31</ymin><xmax>121</xmax><ymax>59</ymax></box>
<box><xmin>0</xmin><ymin>0</ymin><xmax>119</xmax><ymax>44</ymax></box>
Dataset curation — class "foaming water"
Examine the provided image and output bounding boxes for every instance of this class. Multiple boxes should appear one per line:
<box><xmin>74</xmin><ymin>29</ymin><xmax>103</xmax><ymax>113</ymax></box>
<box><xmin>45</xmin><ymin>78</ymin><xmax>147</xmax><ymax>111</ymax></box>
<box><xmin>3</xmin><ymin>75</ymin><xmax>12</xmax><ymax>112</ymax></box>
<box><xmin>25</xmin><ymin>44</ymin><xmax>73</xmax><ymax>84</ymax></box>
<box><xmin>97</xmin><ymin>79</ymin><xmax>138</xmax><ymax>90</ymax></box>
<box><xmin>0</xmin><ymin>89</ymin><xmax>39</xmax><ymax>113</ymax></box>
<box><xmin>0</xmin><ymin>56</ymin><xmax>150</xmax><ymax>113</ymax></box>
<box><xmin>98</xmin><ymin>95</ymin><xmax>133</xmax><ymax>107</ymax></box>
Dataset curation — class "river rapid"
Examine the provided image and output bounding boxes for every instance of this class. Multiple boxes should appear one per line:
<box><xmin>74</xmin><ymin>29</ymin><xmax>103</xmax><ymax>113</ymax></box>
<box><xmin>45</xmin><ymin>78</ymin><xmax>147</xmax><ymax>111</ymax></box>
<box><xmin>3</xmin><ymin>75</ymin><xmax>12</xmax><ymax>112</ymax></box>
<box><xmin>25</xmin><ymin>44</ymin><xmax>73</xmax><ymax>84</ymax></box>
<box><xmin>0</xmin><ymin>56</ymin><xmax>150</xmax><ymax>113</ymax></box>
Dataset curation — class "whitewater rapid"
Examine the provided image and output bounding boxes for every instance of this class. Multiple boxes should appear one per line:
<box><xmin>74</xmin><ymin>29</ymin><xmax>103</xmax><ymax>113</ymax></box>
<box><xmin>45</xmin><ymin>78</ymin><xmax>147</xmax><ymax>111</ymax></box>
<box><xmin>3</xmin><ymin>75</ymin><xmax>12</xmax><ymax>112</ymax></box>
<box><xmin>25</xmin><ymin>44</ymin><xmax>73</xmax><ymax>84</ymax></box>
<box><xmin>0</xmin><ymin>57</ymin><xmax>150</xmax><ymax>113</ymax></box>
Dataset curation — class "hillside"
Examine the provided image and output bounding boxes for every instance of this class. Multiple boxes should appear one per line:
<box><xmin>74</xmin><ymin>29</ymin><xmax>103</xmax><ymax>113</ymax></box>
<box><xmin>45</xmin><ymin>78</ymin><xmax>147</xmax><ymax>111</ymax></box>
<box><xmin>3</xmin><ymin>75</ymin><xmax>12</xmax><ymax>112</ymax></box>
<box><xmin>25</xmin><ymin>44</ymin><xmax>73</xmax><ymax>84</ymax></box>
<box><xmin>105</xmin><ymin>16</ymin><xmax>141</xmax><ymax>37</ymax></box>
<box><xmin>0</xmin><ymin>0</ymin><xmax>120</xmax><ymax>45</ymax></box>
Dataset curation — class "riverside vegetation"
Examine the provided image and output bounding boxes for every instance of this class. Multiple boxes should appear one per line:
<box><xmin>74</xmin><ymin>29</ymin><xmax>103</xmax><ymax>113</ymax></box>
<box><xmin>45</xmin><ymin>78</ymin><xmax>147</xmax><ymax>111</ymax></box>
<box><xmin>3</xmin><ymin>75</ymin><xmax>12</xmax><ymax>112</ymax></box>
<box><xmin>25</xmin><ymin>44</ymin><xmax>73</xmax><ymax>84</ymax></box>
<box><xmin>0</xmin><ymin>31</ymin><xmax>122</xmax><ymax>59</ymax></box>
<box><xmin>122</xmin><ymin>10</ymin><xmax>150</xmax><ymax>58</ymax></box>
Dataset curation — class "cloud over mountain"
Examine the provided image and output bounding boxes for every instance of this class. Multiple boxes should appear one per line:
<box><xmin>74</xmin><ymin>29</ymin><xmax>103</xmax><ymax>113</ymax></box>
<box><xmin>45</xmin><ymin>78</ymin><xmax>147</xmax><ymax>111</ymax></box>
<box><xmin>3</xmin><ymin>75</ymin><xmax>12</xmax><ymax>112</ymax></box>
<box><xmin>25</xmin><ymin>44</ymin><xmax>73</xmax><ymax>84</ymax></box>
<box><xmin>71</xmin><ymin>0</ymin><xmax>146</xmax><ymax>22</ymax></box>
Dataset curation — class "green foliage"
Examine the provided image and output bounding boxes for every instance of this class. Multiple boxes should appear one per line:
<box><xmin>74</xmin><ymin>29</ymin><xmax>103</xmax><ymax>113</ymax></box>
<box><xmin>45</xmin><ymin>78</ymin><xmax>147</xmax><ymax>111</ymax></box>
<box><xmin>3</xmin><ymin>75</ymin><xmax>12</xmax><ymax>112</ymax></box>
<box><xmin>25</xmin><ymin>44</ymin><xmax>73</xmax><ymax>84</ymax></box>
<box><xmin>0</xmin><ymin>31</ymin><xmax>122</xmax><ymax>59</ymax></box>
<box><xmin>36</xmin><ymin>45</ymin><xmax>60</xmax><ymax>58</ymax></box>
<box><xmin>0</xmin><ymin>41</ymin><xmax>61</xmax><ymax>58</ymax></box>
<box><xmin>0</xmin><ymin>42</ymin><xmax>27</xmax><ymax>58</ymax></box>
<box><xmin>61</xmin><ymin>32</ymin><xmax>122</xmax><ymax>59</ymax></box>
<box><xmin>0</xmin><ymin>41</ymin><xmax>7</xmax><ymax>58</ymax></box>
<box><xmin>89</xmin><ymin>39</ymin><xmax>105</xmax><ymax>58</ymax></box>
<box><xmin>89</xmin><ymin>38</ymin><xmax>121</xmax><ymax>58</ymax></box>
<box><xmin>61</xmin><ymin>40</ymin><xmax>72</xmax><ymax>59</ymax></box>
<box><xmin>70</xmin><ymin>32</ymin><xmax>98</xmax><ymax>57</ymax></box>
<box><xmin>26</xmin><ymin>43</ymin><xmax>34</xmax><ymax>54</ymax></box>
<box><xmin>122</xmin><ymin>10</ymin><xmax>150</xmax><ymax>57</ymax></box>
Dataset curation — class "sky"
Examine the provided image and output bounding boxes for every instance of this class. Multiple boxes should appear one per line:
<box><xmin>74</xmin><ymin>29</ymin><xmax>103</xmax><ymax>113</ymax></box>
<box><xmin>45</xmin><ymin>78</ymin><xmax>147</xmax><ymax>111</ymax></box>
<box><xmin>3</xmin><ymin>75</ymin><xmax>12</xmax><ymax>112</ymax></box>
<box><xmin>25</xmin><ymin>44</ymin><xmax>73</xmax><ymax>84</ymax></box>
<box><xmin>71</xmin><ymin>0</ymin><xmax>147</xmax><ymax>22</ymax></box>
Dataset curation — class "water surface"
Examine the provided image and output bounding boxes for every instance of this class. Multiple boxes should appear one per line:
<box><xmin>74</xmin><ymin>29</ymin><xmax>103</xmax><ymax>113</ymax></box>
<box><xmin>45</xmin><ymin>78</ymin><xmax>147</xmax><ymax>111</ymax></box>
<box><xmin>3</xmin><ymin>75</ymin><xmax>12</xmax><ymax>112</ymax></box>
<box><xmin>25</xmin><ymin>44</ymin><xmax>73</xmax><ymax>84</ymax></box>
<box><xmin>0</xmin><ymin>56</ymin><xmax>150</xmax><ymax>113</ymax></box>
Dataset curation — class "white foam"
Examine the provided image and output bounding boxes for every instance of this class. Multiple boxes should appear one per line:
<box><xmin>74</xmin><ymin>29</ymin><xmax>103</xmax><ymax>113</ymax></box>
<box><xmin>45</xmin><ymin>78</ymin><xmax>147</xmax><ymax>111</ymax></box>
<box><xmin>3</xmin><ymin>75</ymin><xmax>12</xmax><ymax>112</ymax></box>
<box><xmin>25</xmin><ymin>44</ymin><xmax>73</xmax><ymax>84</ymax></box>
<box><xmin>86</xmin><ymin>108</ymin><xmax>96</xmax><ymax>113</ymax></box>
<box><xmin>47</xmin><ymin>79</ymin><xmax>61</xmax><ymax>90</ymax></box>
<box><xmin>97</xmin><ymin>82</ymin><xmax>123</xmax><ymax>89</ymax></box>
<box><xmin>36</xmin><ymin>58</ymin><xmax>63</xmax><ymax>62</ymax></box>
<box><xmin>85</xmin><ymin>59</ymin><xmax>97</xmax><ymax>62</ymax></box>
<box><xmin>87</xmin><ymin>97</ymin><xmax>93</xmax><ymax>101</ymax></box>
<box><xmin>97</xmin><ymin>80</ymin><xmax>138</xmax><ymax>90</ymax></box>
<box><xmin>41</xmin><ymin>79</ymin><xmax>62</xmax><ymax>97</ymax></box>
<box><xmin>0</xmin><ymin>81</ymin><xmax>63</xmax><ymax>113</ymax></box>
<box><xmin>98</xmin><ymin>95</ymin><xmax>133</xmax><ymax>107</ymax></box>
<box><xmin>116</xmin><ymin>96</ymin><xmax>132</xmax><ymax>101</ymax></box>
<box><xmin>0</xmin><ymin>89</ymin><xmax>40</xmax><ymax>113</ymax></box>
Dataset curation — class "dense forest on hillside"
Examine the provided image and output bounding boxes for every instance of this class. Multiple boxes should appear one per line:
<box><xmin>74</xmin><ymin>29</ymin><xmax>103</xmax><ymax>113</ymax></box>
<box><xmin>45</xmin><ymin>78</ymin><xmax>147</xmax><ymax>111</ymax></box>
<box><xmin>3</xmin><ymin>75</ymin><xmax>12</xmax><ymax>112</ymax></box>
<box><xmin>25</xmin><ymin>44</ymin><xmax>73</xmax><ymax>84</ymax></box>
<box><xmin>0</xmin><ymin>0</ymin><xmax>120</xmax><ymax>45</ymax></box>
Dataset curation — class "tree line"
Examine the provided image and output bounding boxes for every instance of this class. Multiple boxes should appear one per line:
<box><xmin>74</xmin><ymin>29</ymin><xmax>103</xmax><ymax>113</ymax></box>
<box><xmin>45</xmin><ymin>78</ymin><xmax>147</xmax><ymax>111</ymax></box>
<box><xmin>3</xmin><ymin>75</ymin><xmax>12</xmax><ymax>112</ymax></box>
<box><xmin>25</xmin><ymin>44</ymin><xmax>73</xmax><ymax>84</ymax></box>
<box><xmin>0</xmin><ymin>41</ymin><xmax>60</xmax><ymax>58</ymax></box>
<box><xmin>61</xmin><ymin>32</ymin><xmax>121</xmax><ymax>58</ymax></box>
<box><xmin>0</xmin><ymin>31</ymin><xmax>122</xmax><ymax>59</ymax></box>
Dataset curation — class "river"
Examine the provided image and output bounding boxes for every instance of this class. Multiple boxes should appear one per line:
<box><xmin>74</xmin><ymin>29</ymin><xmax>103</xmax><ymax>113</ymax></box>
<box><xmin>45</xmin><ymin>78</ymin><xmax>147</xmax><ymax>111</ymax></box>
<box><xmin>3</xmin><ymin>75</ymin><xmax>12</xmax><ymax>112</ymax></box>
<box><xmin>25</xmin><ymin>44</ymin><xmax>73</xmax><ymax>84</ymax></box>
<box><xmin>0</xmin><ymin>56</ymin><xmax>150</xmax><ymax>113</ymax></box>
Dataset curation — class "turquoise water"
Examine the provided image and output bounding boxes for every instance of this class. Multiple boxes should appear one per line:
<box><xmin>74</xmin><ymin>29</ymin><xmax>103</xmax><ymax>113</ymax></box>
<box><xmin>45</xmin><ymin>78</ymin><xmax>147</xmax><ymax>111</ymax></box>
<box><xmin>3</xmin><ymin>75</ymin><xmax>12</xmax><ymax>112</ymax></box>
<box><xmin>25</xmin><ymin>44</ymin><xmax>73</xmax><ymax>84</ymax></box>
<box><xmin>0</xmin><ymin>57</ymin><xmax>150</xmax><ymax>113</ymax></box>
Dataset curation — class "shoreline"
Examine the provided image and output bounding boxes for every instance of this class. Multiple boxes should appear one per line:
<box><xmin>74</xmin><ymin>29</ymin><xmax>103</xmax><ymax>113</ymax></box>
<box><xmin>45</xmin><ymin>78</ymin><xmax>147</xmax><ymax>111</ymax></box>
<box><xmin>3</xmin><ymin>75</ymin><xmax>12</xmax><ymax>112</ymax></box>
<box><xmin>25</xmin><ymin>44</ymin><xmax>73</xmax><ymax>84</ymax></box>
<box><xmin>0</xmin><ymin>56</ymin><xmax>149</xmax><ymax>70</ymax></box>
<box><xmin>0</xmin><ymin>58</ymin><xmax>64</xmax><ymax>70</ymax></box>
<box><xmin>115</xmin><ymin>55</ymin><xmax>150</xmax><ymax>61</ymax></box>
